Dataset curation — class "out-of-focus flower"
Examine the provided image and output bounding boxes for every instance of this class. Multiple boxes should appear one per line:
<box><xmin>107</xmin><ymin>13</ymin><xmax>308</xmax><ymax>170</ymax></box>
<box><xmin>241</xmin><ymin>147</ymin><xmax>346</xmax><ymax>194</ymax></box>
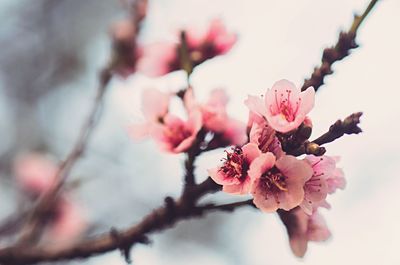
<box><xmin>208</xmin><ymin>143</ymin><xmax>261</xmax><ymax>194</ymax></box>
<box><xmin>151</xmin><ymin>110</ymin><xmax>202</xmax><ymax>153</ymax></box>
<box><xmin>249</xmin><ymin>155</ymin><xmax>312</xmax><ymax>212</ymax></box>
<box><xmin>45</xmin><ymin>197</ymin><xmax>87</xmax><ymax>246</ymax></box>
<box><xmin>136</xmin><ymin>18</ymin><xmax>236</xmax><ymax>77</ymax></box>
<box><xmin>326</xmin><ymin>157</ymin><xmax>346</xmax><ymax>194</ymax></box>
<box><xmin>245</xmin><ymin>79</ymin><xmax>315</xmax><ymax>133</ymax></box>
<box><xmin>129</xmin><ymin>88</ymin><xmax>171</xmax><ymax>139</ymax></box>
<box><xmin>184</xmin><ymin>88</ymin><xmax>247</xmax><ymax>146</ymax></box>
<box><xmin>286</xmin><ymin>208</ymin><xmax>331</xmax><ymax>257</ymax></box>
<box><xmin>13</xmin><ymin>153</ymin><xmax>58</xmax><ymax>196</ymax></box>
<box><xmin>136</xmin><ymin>42</ymin><xmax>179</xmax><ymax>77</ymax></box>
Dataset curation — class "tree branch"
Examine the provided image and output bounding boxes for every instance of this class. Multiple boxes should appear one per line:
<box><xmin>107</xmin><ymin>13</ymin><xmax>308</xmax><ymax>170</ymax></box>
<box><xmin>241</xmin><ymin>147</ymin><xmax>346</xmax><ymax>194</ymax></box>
<box><xmin>0</xmin><ymin>178</ymin><xmax>222</xmax><ymax>265</ymax></box>
<box><xmin>290</xmin><ymin>112</ymin><xmax>363</xmax><ymax>156</ymax></box>
<box><xmin>301</xmin><ymin>0</ymin><xmax>380</xmax><ymax>92</ymax></box>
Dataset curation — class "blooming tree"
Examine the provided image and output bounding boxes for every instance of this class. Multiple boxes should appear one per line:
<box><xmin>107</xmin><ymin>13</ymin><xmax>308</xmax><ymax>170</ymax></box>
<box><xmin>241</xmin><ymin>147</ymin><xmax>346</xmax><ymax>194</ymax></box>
<box><xmin>0</xmin><ymin>0</ymin><xmax>380</xmax><ymax>264</ymax></box>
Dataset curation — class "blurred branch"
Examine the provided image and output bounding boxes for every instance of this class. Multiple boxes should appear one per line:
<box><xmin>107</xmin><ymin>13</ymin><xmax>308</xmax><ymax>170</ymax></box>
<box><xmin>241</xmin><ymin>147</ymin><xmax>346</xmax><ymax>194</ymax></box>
<box><xmin>17</xmin><ymin>67</ymin><xmax>112</xmax><ymax>245</ymax></box>
<box><xmin>290</xmin><ymin>112</ymin><xmax>363</xmax><ymax>156</ymax></box>
<box><xmin>301</xmin><ymin>0</ymin><xmax>380</xmax><ymax>92</ymax></box>
<box><xmin>0</xmin><ymin>178</ymin><xmax>222</xmax><ymax>265</ymax></box>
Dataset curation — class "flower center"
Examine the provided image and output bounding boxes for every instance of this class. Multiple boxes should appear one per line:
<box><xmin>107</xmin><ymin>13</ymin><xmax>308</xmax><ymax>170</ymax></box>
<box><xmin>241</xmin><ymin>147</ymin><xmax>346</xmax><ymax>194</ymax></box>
<box><xmin>165</xmin><ymin>123</ymin><xmax>191</xmax><ymax>148</ymax></box>
<box><xmin>219</xmin><ymin>147</ymin><xmax>249</xmax><ymax>180</ymax></box>
<box><xmin>261</xmin><ymin>167</ymin><xmax>288</xmax><ymax>193</ymax></box>
<box><xmin>272</xmin><ymin>89</ymin><xmax>301</xmax><ymax>122</ymax></box>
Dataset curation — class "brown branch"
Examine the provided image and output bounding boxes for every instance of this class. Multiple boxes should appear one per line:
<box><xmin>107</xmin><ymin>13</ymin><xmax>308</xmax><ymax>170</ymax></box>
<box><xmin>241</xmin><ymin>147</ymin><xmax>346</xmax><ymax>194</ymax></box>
<box><xmin>0</xmin><ymin>178</ymin><xmax>222</xmax><ymax>265</ymax></box>
<box><xmin>290</xmin><ymin>112</ymin><xmax>363</xmax><ymax>156</ymax></box>
<box><xmin>301</xmin><ymin>0</ymin><xmax>380</xmax><ymax>92</ymax></box>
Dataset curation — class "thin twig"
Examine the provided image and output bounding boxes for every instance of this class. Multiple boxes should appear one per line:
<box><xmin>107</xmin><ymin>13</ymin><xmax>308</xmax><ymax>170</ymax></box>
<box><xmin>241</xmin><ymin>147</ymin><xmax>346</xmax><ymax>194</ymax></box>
<box><xmin>290</xmin><ymin>112</ymin><xmax>363</xmax><ymax>156</ymax></box>
<box><xmin>17</xmin><ymin>68</ymin><xmax>112</xmax><ymax>244</ymax></box>
<box><xmin>301</xmin><ymin>0</ymin><xmax>380</xmax><ymax>92</ymax></box>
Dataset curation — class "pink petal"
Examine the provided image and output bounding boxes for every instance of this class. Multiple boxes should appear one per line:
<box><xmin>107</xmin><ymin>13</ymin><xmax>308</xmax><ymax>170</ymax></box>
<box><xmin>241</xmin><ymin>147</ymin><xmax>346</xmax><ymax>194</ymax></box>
<box><xmin>207</xmin><ymin>88</ymin><xmax>229</xmax><ymax>108</ymax></box>
<box><xmin>244</xmin><ymin>95</ymin><xmax>267</xmax><ymax>117</ymax></box>
<box><xmin>223</xmin><ymin>118</ymin><xmax>247</xmax><ymax>146</ymax></box>
<box><xmin>248</xmin><ymin>152</ymin><xmax>276</xmax><ymax>182</ymax></box>
<box><xmin>141</xmin><ymin>88</ymin><xmax>170</xmax><ymax>120</ymax></box>
<box><xmin>242</xmin><ymin>143</ymin><xmax>262</xmax><ymax>163</ymax></box>
<box><xmin>298</xmin><ymin>86</ymin><xmax>315</xmax><ymax>116</ymax></box>
<box><xmin>276</xmin><ymin>155</ymin><xmax>313</xmax><ymax>184</ymax></box>
<box><xmin>222</xmin><ymin>177</ymin><xmax>251</xmax><ymax>195</ymax></box>
<box><xmin>136</xmin><ymin>42</ymin><xmax>178</xmax><ymax>77</ymax></box>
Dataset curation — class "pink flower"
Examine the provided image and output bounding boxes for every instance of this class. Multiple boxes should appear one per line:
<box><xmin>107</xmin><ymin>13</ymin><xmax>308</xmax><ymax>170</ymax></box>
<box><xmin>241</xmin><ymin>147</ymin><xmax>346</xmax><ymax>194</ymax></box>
<box><xmin>136</xmin><ymin>42</ymin><xmax>179</xmax><ymax>77</ymax></box>
<box><xmin>45</xmin><ymin>197</ymin><xmax>87</xmax><ymax>245</ymax></box>
<box><xmin>326</xmin><ymin>157</ymin><xmax>346</xmax><ymax>194</ymax></box>
<box><xmin>249</xmin><ymin>155</ymin><xmax>312</xmax><ymax>212</ymax></box>
<box><xmin>151</xmin><ymin>110</ymin><xmax>202</xmax><ymax>153</ymax></box>
<box><xmin>136</xmin><ymin>19</ymin><xmax>236</xmax><ymax>77</ymax></box>
<box><xmin>208</xmin><ymin>143</ymin><xmax>261</xmax><ymax>194</ymax></box>
<box><xmin>184</xmin><ymin>88</ymin><xmax>247</xmax><ymax>146</ymax></box>
<box><xmin>300</xmin><ymin>155</ymin><xmax>336</xmax><ymax>214</ymax></box>
<box><xmin>249</xmin><ymin>119</ymin><xmax>284</xmax><ymax>158</ymax></box>
<box><xmin>129</xmin><ymin>88</ymin><xmax>170</xmax><ymax>139</ymax></box>
<box><xmin>13</xmin><ymin>153</ymin><xmax>58</xmax><ymax>196</ymax></box>
<box><xmin>286</xmin><ymin>208</ymin><xmax>331</xmax><ymax>257</ymax></box>
<box><xmin>186</xmin><ymin>18</ymin><xmax>236</xmax><ymax>56</ymax></box>
<box><xmin>245</xmin><ymin>79</ymin><xmax>315</xmax><ymax>133</ymax></box>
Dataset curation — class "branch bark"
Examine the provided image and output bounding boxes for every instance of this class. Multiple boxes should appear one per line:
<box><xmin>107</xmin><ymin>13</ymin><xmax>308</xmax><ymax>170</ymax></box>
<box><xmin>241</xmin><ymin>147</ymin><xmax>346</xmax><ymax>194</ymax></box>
<box><xmin>301</xmin><ymin>0</ymin><xmax>380</xmax><ymax>92</ymax></box>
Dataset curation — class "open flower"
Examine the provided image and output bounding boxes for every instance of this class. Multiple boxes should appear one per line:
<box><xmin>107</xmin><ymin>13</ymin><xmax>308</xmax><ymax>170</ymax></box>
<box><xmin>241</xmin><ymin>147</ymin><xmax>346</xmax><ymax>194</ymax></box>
<box><xmin>245</xmin><ymin>79</ymin><xmax>315</xmax><ymax>133</ymax></box>
<box><xmin>249</xmin><ymin>154</ymin><xmax>312</xmax><ymax>212</ymax></box>
<box><xmin>300</xmin><ymin>155</ymin><xmax>336</xmax><ymax>214</ymax></box>
<box><xmin>285</xmin><ymin>208</ymin><xmax>331</xmax><ymax>257</ymax></box>
<box><xmin>129</xmin><ymin>88</ymin><xmax>170</xmax><ymax>139</ymax></box>
<box><xmin>208</xmin><ymin>143</ymin><xmax>261</xmax><ymax>194</ymax></box>
<box><xmin>151</xmin><ymin>110</ymin><xmax>202</xmax><ymax>153</ymax></box>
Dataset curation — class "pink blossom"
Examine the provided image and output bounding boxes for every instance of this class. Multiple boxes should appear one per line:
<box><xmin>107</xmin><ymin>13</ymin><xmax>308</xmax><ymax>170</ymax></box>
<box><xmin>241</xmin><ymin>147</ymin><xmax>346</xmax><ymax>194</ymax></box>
<box><xmin>288</xmin><ymin>208</ymin><xmax>331</xmax><ymax>257</ymax></box>
<box><xmin>45</xmin><ymin>197</ymin><xmax>87</xmax><ymax>245</ymax></box>
<box><xmin>208</xmin><ymin>143</ymin><xmax>261</xmax><ymax>194</ymax></box>
<box><xmin>245</xmin><ymin>79</ymin><xmax>315</xmax><ymax>133</ymax></box>
<box><xmin>249</xmin><ymin>155</ymin><xmax>312</xmax><ymax>212</ymax></box>
<box><xmin>136</xmin><ymin>42</ymin><xmax>179</xmax><ymax>77</ymax></box>
<box><xmin>151</xmin><ymin>110</ymin><xmax>202</xmax><ymax>153</ymax></box>
<box><xmin>326</xmin><ymin>157</ymin><xmax>346</xmax><ymax>194</ymax></box>
<box><xmin>136</xmin><ymin>19</ymin><xmax>236</xmax><ymax>77</ymax></box>
<box><xmin>300</xmin><ymin>155</ymin><xmax>336</xmax><ymax>214</ymax></box>
<box><xmin>13</xmin><ymin>153</ymin><xmax>58</xmax><ymax>196</ymax></box>
<box><xmin>249</xmin><ymin>119</ymin><xmax>284</xmax><ymax>158</ymax></box>
<box><xmin>129</xmin><ymin>88</ymin><xmax>170</xmax><ymax>139</ymax></box>
<box><xmin>184</xmin><ymin>88</ymin><xmax>247</xmax><ymax>146</ymax></box>
<box><xmin>186</xmin><ymin>18</ymin><xmax>236</xmax><ymax>56</ymax></box>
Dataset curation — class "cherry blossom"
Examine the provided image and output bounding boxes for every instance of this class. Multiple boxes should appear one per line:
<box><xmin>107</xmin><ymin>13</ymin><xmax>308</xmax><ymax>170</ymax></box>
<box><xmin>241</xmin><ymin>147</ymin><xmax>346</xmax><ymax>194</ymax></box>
<box><xmin>245</xmin><ymin>79</ymin><xmax>315</xmax><ymax>133</ymax></box>
<box><xmin>151</xmin><ymin>110</ymin><xmax>202</xmax><ymax>153</ymax></box>
<box><xmin>129</xmin><ymin>88</ymin><xmax>170</xmax><ymax>139</ymax></box>
<box><xmin>208</xmin><ymin>143</ymin><xmax>261</xmax><ymax>194</ymax></box>
<box><xmin>288</xmin><ymin>208</ymin><xmax>331</xmax><ymax>257</ymax></box>
<box><xmin>249</xmin><ymin>154</ymin><xmax>312</xmax><ymax>212</ymax></box>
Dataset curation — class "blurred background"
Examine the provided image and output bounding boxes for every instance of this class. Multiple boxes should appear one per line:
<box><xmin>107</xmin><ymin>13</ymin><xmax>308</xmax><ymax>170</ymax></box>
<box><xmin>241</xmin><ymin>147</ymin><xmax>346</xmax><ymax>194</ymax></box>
<box><xmin>0</xmin><ymin>0</ymin><xmax>399</xmax><ymax>264</ymax></box>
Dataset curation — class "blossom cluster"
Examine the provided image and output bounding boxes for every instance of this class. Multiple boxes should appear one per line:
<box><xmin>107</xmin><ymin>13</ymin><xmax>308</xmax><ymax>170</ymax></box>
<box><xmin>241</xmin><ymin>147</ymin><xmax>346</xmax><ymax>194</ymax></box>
<box><xmin>130</xmin><ymin>19</ymin><xmax>347</xmax><ymax>257</ymax></box>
